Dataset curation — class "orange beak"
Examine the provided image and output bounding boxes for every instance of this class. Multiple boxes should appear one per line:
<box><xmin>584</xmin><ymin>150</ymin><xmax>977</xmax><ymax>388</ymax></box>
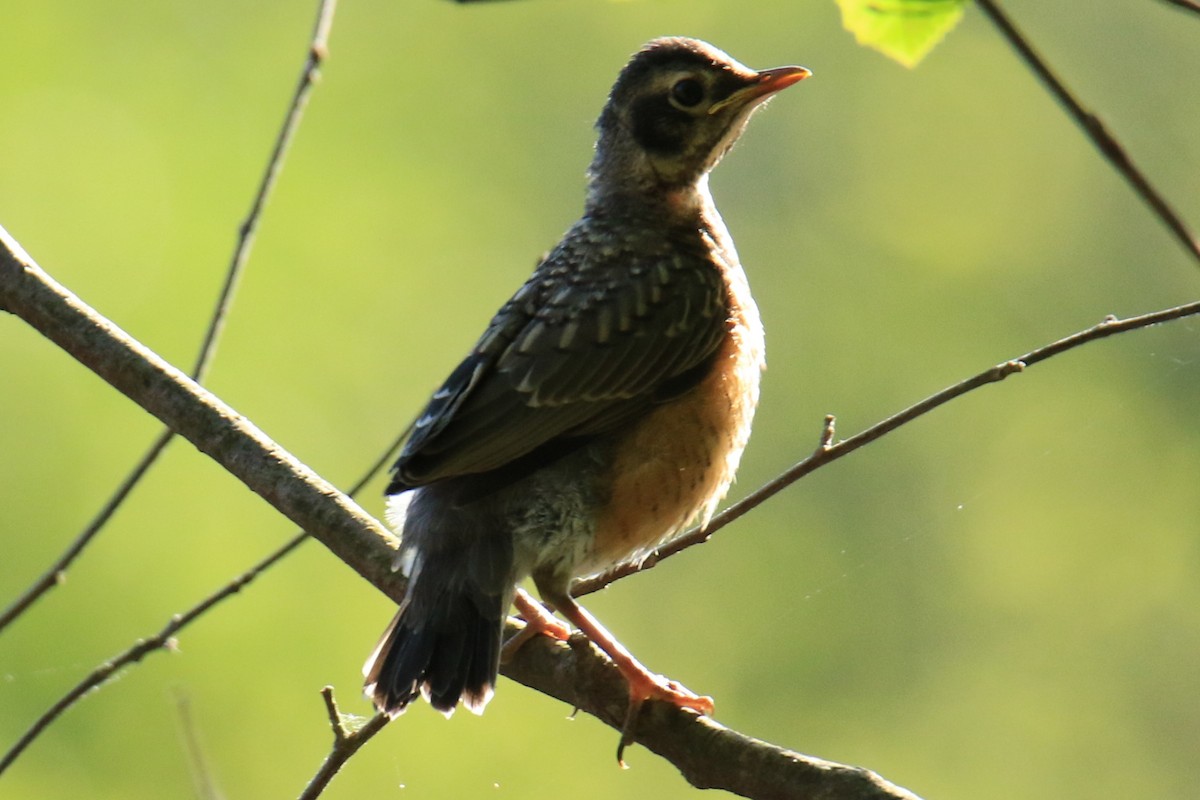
<box><xmin>709</xmin><ymin>64</ymin><xmax>812</xmax><ymax>115</ymax></box>
<box><xmin>754</xmin><ymin>65</ymin><xmax>813</xmax><ymax>93</ymax></box>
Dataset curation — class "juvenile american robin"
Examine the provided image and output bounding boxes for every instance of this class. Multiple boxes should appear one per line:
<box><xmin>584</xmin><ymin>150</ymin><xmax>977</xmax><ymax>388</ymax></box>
<box><xmin>364</xmin><ymin>37</ymin><xmax>809</xmax><ymax>753</ymax></box>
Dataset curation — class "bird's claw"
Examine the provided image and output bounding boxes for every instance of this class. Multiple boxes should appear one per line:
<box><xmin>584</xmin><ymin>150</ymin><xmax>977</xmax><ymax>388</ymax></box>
<box><xmin>615</xmin><ymin>673</ymin><xmax>714</xmax><ymax>767</ymax></box>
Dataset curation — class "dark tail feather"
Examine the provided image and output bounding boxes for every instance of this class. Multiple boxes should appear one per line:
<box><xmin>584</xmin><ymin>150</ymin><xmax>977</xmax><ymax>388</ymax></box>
<box><xmin>363</xmin><ymin>590</ymin><xmax>503</xmax><ymax>717</ymax></box>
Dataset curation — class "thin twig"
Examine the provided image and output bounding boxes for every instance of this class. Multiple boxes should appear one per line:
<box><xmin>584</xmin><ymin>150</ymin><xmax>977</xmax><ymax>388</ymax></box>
<box><xmin>0</xmin><ymin>422</ymin><xmax>404</xmax><ymax>775</ymax></box>
<box><xmin>574</xmin><ymin>302</ymin><xmax>1200</xmax><ymax>596</ymax></box>
<box><xmin>974</xmin><ymin>0</ymin><xmax>1200</xmax><ymax>265</ymax></box>
<box><xmin>0</xmin><ymin>410</ymin><xmax>405</xmax><ymax>772</ymax></box>
<box><xmin>298</xmin><ymin>688</ymin><xmax>390</xmax><ymax>800</ymax></box>
<box><xmin>0</xmin><ymin>222</ymin><xmax>399</xmax><ymax>588</ymax></box>
<box><xmin>0</xmin><ymin>0</ymin><xmax>339</xmax><ymax>636</ymax></box>
<box><xmin>0</xmin><ymin>418</ymin><xmax>403</xmax><ymax>774</ymax></box>
<box><xmin>1160</xmin><ymin>0</ymin><xmax>1200</xmax><ymax>14</ymax></box>
<box><xmin>175</xmin><ymin>690</ymin><xmax>226</xmax><ymax>800</ymax></box>
<box><xmin>0</xmin><ymin>532</ymin><xmax>307</xmax><ymax>773</ymax></box>
<box><xmin>190</xmin><ymin>0</ymin><xmax>336</xmax><ymax>385</ymax></box>
<box><xmin>0</xmin><ymin>428</ymin><xmax>172</xmax><ymax>631</ymax></box>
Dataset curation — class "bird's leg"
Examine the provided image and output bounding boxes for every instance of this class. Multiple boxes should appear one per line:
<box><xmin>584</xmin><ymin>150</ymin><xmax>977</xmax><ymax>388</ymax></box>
<box><xmin>501</xmin><ymin>588</ymin><xmax>572</xmax><ymax>662</ymax></box>
<box><xmin>539</xmin><ymin>587</ymin><xmax>714</xmax><ymax>766</ymax></box>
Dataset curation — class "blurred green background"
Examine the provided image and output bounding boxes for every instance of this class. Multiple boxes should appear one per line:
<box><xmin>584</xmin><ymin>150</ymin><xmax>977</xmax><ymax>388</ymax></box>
<box><xmin>2</xmin><ymin>1</ymin><xmax>1198</xmax><ymax>798</ymax></box>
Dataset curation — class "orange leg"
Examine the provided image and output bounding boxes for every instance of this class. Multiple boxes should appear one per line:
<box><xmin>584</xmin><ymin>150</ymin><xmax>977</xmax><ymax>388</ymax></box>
<box><xmin>539</xmin><ymin>587</ymin><xmax>714</xmax><ymax>765</ymax></box>
<box><xmin>501</xmin><ymin>588</ymin><xmax>572</xmax><ymax>662</ymax></box>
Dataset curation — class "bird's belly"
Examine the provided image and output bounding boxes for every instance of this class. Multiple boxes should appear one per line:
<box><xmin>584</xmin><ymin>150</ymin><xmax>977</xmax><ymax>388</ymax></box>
<box><xmin>582</xmin><ymin>316</ymin><xmax>763</xmax><ymax>577</ymax></box>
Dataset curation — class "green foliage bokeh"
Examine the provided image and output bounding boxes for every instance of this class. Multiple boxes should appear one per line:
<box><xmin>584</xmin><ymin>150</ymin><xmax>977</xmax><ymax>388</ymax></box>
<box><xmin>2</xmin><ymin>1</ymin><xmax>1198</xmax><ymax>798</ymax></box>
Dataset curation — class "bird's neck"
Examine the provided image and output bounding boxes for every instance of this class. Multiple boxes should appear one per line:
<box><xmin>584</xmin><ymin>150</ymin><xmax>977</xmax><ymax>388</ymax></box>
<box><xmin>583</xmin><ymin>173</ymin><xmax>743</xmax><ymax>290</ymax></box>
<box><xmin>585</xmin><ymin>171</ymin><xmax>716</xmax><ymax>228</ymax></box>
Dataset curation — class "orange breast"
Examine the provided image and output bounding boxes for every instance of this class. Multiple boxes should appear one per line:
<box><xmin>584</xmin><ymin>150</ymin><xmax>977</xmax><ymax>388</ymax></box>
<box><xmin>587</xmin><ymin>267</ymin><xmax>763</xmax><ymax>574</ymax></box>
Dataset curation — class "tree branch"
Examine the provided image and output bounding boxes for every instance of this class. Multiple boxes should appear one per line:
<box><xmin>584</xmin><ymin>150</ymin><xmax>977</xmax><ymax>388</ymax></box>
<box><xmin>0</xmin><ymin>226</ymin><xmax>398</xmax><ymax>596</ymax></box>
<box><xmin>1159</xmin><ymin>0</ymin><xmax>1200</xmax><ymax>14</ymax></box>
<box><xmin>975</xmin><ymin>0</ymin><xmax>1200</xmax><ymax>266</ymax></box>
<box><xmin>192</xmin><ymin>0</ymin><xmax>336</xmax><ymax>385</ymax></box>
<box><xmin>0</xmin><ymin>228</ymin><xmax>924</xmax><ymax>799</ymax></box>
<box><xmin>0</xmin><ymin>530</ymin><xmax>307</xmax><ymax>773</ymax></box>
<box><xmin>0</xmin><ymin>0</ymin><xmax>339</xmax><ymax>635</ymax></box>
<box><xmin>503</xmin><ymin>632</ymin><xmax>922</xmax><ymax>799</ymax></box>
<box><xmin>175</xmin><ymin>691</ymin><xmax>224</xmax><ymax>800</ymax></box>
<box><xmin>297</xmin><ymin>688</ymin><xmax>391</xmax><ymax>800</ymax></box>
<box><xmin>7</xmin><ymin>213</ymin><xmax>1199</xmax><ymax>797</ymax></box>
<box><xmin>0</xmin><ymin>427</ymin><xmax>172</xmax><ymax>632</ymax></box>
<box><xmin>575</xmin><ymin>305</ymin><xmax>1200</xmax><ymax>595</ymax></box>
<box><xmin>0</xmin><ymin>426</ymin><xmax>407</xmax><ymax>774</ymax></box>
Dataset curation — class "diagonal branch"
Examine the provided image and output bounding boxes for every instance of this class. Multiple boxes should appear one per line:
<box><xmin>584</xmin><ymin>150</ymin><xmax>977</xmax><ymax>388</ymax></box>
<box><xmin>4</xmin><ymin>223</ymin><xmax>1197</xmax><ymax>798</ymax></box>
<box><xmin>0</xmin><ymin>425</ymin><xmax>407</xmax><ymax>775</ymax></box>
<box><xmin>0</xmin><ymin>531</ymin><xmax>308</xmax><ymax>774</ymax></box>
<box><xmin>0</xmin><ymin>226</ymin><xmax>923</xmax><ymax>798</ymax></box>
<box><xmin>0</xmin><ymin>428</ymin><xmax>173</xmax><ymax>632</ymax></box>
<box><xmin>503</xmin><ymin>631</ymin><xmax>923</xmax><ymax>799</ymax></box>
<box><xmin>191</xmin><ymin>0</ymin><xmax>337</xmax><ymax>386</ymax></box>
<box><xmin>298</xmin><ymin>688</ymin><xmax>391</xmax><ymax>800</ymax></box>
<box><xmin>175</xmin><ymin>691</ymin><xmax>224</xmax><ymax>800</ymax></box>
<box><xmin>0</xmin><ymin>226</ymin><xmax>398</xmax><ymax>594</ymax></box>
<box><xmin>574</xmin><ymin>304</ymin><xmax>1200</xmax><ymax>596</ymax></box>
<box><xmin>0</xmin><ymin>0</ymin><xmax>339</xmax><ymax>635</ymax></box>
<box><xmin>974</xmin><ymin>0</ymin><xmax>1200</xmax><ymax>265</ymax></box>
<box><xmin>1160</xmin><ymin>0</ymin><xmax>1200</xmax><ymax>14</ymax></box>
<box><xmin>0</xmin><ymin>429</ymin><xmax>406</xmax><ymax>776</ymax></box>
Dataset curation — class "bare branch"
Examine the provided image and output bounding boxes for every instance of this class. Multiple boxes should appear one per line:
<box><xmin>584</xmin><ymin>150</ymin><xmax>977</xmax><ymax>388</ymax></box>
<box><xmin>574</xmin><ymin>304</ymin><xmax>1200</xmax><ymax>595</ymax></box>
<box><xmin>1160</xmin><ymin>0</ymin><xmax>1200</xmax><ymax>14</ymax></box>
<box><xmin>0</xmin><ymin>226</ymin><xmax>926</xmax><ymax>799</ymax></box>
<box><xmin>4</xmin><ymin>5</ymin><xmax>1189</xmax><ymax>794</ymax></box>
<box><xmin>974</xmin><ymin>0</ymin><xmax>1200</xmax><ymax>265</ymax></box>
<box><xmin>0</xmin><ymin>229</ymin><xmax>397</xmax><ymax>589</ymax></box>
<box><xmin>175</xmin><ymin>690</ymin><xmax>226</xmax><ymax>800</ymax></box>
<box><xmin>192</xmin><ymin>0</ymin><xmax>337</xmax><ymax>384</ymax></box>
<box><xmin>0</xmin><ymin>425</ymin><xmax>404</xmax><ymax>774</ymax></box>
<box><xmin>503</xmin><ymin>634</ymin><xmax>924</xmax><ymax>799</ymax></box>
<box><xmin>298</xmin><ymin>688</ymin><xmax>390</xmax><ymax>800</ymax></box>
<box><xmin>0</xmin><ymin>0</ymin><xmax>340</xmax><ymax>635</ymax></box>
<box><xmin>6</xmin><ymin>204</ymin><xmax>1198</xmax><ymax>796</ymax></box>
<box><xmin>0</xmin><ymin>530</ymin><xmax>307</xmax><ymax>773</ymax></box>
<box><xmin>0</xmin><ymin>428</ymin><xmax>171</xmax><ymax>632</ymax></box>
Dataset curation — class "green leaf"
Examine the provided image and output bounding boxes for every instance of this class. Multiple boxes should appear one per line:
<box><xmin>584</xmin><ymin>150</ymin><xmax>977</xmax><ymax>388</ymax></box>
<box><xmin>836</xmin><ymin>0</ymin><xmax>968</xmax><ymax>68</ymax></box>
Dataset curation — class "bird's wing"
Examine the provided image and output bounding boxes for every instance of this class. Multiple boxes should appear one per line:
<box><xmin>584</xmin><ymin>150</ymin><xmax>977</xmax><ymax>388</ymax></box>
<box><xmin>390</xmin><ymin>236</ymin><xmax>730</xmax><ymax>489</ymax></box>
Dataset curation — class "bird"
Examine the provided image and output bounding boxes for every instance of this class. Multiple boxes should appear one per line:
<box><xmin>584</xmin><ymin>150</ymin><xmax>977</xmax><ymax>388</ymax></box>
<box><xmin>363</xmin><ymin>36</ymin><xmax>809</xmax><ymax>759</ymax></box>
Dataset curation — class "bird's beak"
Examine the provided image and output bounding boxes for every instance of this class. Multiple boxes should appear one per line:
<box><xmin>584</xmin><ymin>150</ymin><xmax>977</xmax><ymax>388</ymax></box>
<box><xmin>709</xmin><ymin>65</ymin><xmax>812</xmax><ymax>115</ymax></box>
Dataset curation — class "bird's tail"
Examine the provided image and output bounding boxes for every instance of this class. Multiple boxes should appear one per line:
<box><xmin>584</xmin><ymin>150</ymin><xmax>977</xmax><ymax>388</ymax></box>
<box><xmin>363</xmin><ymin>552</ymin><xmax>507</xmax><ymax>717</ymax></box>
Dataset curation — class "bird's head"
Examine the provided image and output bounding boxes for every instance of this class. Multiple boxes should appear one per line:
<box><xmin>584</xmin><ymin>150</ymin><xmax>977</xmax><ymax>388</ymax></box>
<box><xmin>588</xmin><ymin>37</ymin><xmax>809</xmax><ymax>210</ymax></box>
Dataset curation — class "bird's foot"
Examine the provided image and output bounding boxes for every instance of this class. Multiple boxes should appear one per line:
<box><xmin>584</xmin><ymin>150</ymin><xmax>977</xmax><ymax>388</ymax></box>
<box><xmin>501</xmin><ymin>588</ymin><xmax>572</xmax><ymax>662</ymax></box>
<box><xmin>616</xmin><ymin>668</ymin><xmax>714</xmax><ymax>767</ymax></box>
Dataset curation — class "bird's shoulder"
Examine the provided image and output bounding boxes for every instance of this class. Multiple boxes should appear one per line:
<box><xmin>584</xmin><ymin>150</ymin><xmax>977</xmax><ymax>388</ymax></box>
<box><xmin>389</xmin><ymin>213</ymin><xmax>733</xmax><ymax>489</ymax></box>
<box><xmin>493</xmin><ymin>214</ymin><xmax>731</xmax><ymax>395</ymax></box>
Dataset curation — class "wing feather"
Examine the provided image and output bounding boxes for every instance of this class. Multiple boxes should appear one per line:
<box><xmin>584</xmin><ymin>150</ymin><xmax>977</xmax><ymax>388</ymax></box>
<box><xmin>390</xmin><ymin>222</ymin><xmax>729</xmax><ymax>489</ymax></box>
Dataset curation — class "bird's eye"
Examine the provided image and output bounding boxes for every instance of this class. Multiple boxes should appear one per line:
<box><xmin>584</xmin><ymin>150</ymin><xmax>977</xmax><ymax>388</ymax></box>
<box><xmin>669</xmin><ymin>78</ymin><xmax>705</xmax><ymax>109</ymax></box>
